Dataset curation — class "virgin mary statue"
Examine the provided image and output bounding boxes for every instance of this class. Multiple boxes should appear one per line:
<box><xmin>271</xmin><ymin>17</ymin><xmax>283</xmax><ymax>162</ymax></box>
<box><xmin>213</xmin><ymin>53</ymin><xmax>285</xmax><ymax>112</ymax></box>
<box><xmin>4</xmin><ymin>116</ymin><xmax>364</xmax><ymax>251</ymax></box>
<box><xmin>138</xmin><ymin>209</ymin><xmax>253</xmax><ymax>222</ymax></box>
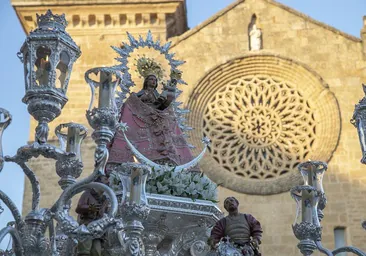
<box><xmin>108</xmin><ymin>57</ymin><xmax>197</xmax><ymax>169</ymax></box>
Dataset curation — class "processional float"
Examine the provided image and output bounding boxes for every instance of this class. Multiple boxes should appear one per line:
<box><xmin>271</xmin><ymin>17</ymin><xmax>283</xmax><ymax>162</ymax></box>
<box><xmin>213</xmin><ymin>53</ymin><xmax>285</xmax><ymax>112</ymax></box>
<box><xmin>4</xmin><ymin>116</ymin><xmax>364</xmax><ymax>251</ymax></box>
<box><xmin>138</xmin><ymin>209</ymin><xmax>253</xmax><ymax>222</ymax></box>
<box><xmin>1</xmin><ymin>9</ymin><xmax>366</xmax><ymax>256</ymax></box>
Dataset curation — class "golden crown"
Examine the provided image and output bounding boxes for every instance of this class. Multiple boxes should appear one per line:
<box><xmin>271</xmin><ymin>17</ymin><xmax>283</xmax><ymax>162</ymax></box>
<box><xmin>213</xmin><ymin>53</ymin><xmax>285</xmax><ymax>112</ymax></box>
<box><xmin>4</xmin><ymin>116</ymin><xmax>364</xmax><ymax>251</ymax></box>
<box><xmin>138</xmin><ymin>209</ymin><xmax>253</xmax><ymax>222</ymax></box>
<box><xmin>136</xmin><ymin>57</ymin><xmax>164</xmax><ymax>80</ymax></box>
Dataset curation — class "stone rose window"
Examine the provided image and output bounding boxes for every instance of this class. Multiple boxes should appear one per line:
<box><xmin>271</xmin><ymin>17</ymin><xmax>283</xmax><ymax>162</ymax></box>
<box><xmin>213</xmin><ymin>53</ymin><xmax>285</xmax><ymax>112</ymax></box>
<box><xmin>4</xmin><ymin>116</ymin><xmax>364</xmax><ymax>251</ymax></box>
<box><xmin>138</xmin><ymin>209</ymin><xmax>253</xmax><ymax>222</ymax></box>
<box><xmin>188</xmin><ymin>55</ymin><xmax>340</xmax><ymax>195</ymax></box>
<box><xmin>203</xmin><ymin>75</ymin><xmax>315</xmax><ymax>180</ymax></box>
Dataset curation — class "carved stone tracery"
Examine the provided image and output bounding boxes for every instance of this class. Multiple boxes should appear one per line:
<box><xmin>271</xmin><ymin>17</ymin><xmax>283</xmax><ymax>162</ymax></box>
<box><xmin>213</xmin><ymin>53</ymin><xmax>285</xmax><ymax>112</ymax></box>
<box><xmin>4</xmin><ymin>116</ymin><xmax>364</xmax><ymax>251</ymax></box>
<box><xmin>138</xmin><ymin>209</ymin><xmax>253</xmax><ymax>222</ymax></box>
<box><xmin>188</xmin><ymin>54</ymin><xmax>341</xmax><ymax>195</ymax></box>
<box><xmin>203</xmin><ymin>75</ymin><xmax>316</xmax><ymax>180</ymax></box>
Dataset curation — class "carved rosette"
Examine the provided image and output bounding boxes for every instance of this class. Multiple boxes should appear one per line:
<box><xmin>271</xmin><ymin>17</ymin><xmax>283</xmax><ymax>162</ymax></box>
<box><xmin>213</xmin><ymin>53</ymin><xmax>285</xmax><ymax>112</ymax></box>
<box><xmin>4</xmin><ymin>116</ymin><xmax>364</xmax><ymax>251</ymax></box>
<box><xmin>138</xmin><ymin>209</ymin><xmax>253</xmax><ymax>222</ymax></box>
<box><xmin>188</xmin><ymin>54</ymin><xmax>341</xmax><ymax>195</ymax></box>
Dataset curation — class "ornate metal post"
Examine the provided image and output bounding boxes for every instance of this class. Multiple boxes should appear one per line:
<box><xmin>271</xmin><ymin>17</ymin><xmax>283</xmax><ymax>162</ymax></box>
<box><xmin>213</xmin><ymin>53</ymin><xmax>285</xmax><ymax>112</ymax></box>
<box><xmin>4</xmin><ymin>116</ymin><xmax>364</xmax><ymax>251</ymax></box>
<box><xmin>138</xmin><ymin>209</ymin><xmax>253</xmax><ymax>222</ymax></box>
<box><xmin>55</xmin><ymin>123</ymin><xmax>87</xmax><ymax>189</ymax></box>
<box><xmin>117</xmin><ymin>162</ymin><xmax>151</xmax><ymax>256</ymax></box>
<box><xmin>0</xmin><ymin>9</ymin><xmax>123</xmax><ymax>256</ymax></box>
<box><xmin>291</xmin><ymin>185</ymin><xmax>321</xmax><ymax>256</ymax></box>
<box><xmin>17</xmin><ymin>10</ymin><xmax>81</xmax><ymax>144</ymax></box>
<box><xmin>298</xmin><ymin>161</ymin><xmax>327</xmax><ymax>221</ymax></box>
<box><xmin>291</xmin><ymin>161</ymin><xmax>366</xmax><ymax>256</ymax></box>
<box><xmin>351</xmin><ymin>84</ymin><xmax>366</xmax><ymax>230</ymax></box>
<box><xmin>54</xmin><ymin>123</ymin><xmax>87</xmax><ymax>255</ymax></box>
<box><xmin>351</xmin><ymin>84</ymin><xmax>366</xmax><ymax>164</ymax></box>
<box><xmin>85</xmin><ymin>67</ymin><xmax>121</xmax><ymax>148</ymax></box>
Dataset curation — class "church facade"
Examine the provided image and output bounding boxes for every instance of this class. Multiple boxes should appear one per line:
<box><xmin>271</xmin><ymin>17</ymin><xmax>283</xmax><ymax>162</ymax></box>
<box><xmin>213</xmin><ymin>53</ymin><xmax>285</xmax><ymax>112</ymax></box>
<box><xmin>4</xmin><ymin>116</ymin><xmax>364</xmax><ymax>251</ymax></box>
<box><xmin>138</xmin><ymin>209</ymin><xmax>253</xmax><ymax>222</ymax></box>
<box><xmin>12</xmin><ymin>0</ymin><xmax>366</xmax><ymax>254</ymax></box>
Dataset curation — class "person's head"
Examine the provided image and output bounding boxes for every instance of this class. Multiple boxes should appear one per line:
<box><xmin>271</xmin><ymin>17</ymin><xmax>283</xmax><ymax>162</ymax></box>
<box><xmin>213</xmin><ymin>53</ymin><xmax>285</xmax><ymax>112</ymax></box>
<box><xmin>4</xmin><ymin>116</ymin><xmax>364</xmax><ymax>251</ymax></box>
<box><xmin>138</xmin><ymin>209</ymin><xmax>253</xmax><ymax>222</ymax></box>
<box><xmin>143</xmin><ymin>75</ymin><xmax>158</xmax><ymax>91</ymax></box>
<box><xmin>224</xmin><ymin>197</ymin><xmax>239</xmax><ymax>213</ymax></box>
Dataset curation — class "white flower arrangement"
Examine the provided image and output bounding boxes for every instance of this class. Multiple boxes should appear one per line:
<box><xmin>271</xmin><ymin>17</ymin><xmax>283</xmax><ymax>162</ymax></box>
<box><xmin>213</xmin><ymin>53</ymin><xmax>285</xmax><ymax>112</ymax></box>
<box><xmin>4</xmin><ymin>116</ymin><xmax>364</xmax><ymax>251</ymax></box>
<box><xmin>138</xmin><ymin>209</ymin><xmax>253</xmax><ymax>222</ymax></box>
<box><xmin>146</xmin><ymin>167</ymin><xmax>219</xmax><ymax>202</ymax></box>
<box><xmin>108</xmin><ymin>166</ymin><xmax>219</xmax><ymax>202</ymax></box>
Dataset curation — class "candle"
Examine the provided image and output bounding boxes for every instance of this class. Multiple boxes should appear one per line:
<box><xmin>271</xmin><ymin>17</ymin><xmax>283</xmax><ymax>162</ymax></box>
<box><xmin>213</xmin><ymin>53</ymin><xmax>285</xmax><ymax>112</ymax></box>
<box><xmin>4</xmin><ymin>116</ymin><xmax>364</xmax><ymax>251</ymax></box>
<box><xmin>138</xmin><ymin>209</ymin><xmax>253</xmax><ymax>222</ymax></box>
<box><xmin>133</xmin><ymin>156</ymin><xmax>139</xmax><ymax>163</ymax></box>
<box><xmin>66</xmin><ymin>126</ymin><xmax>80</xmax><ymax>158</ymax></box>
<box><xmin>301</xmin><ymin>189</ymin><xmax>313</xmax><ymax>223</ymax></box>
<box><xmin>40</xmin><ymin>55</ymin><xmax>50</xmax><ymax>69</ymax></box>
<box><xmin>307</xmin><ymin>163</ymin><xmax>313</xmax><ymax>187</ymax></box>
<box><xmin>130</xmin><ymin>167</ymin><xmax>142</xmax><ymax>204</ymax></box>
<box><xmin>98</xmin><ymin>71</ymin><xmax>113</xmax><ymax>108</ymax></box>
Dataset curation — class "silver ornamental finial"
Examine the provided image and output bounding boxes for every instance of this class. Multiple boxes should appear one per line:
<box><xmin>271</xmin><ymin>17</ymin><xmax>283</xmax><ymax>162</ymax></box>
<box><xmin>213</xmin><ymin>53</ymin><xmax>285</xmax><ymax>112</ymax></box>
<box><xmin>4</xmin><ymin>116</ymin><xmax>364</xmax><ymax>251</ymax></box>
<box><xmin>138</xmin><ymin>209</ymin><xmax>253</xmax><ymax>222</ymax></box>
<box><xmin>36</xmin><ymin>9</ymin><xmax>68</xmax><ymax>30</ymax></box>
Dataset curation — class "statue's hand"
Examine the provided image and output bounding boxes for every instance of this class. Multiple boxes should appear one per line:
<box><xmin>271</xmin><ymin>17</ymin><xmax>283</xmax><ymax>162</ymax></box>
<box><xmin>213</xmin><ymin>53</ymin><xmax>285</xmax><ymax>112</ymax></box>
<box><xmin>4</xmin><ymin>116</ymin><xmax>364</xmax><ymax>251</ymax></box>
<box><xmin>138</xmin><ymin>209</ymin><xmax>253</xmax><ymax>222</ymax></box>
<box><xmin>162</xmin><ymin>79</ymin><xmax>177</xmax><ymax>91</ymax></box>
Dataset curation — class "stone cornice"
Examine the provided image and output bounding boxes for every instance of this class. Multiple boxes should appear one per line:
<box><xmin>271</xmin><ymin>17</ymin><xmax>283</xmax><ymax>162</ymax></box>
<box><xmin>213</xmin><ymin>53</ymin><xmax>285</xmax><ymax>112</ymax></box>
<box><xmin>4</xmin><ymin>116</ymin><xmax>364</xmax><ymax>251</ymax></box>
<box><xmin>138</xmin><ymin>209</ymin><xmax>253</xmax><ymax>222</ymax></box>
<box><xmin>14</xmin><ymin>3</ymin><xmax>180</xmax><ymax>34</ymax></box>
<box><xmin>12</xmin><ymin>0</ymin><xmax>184</xmax><ymax>6</ymax></box>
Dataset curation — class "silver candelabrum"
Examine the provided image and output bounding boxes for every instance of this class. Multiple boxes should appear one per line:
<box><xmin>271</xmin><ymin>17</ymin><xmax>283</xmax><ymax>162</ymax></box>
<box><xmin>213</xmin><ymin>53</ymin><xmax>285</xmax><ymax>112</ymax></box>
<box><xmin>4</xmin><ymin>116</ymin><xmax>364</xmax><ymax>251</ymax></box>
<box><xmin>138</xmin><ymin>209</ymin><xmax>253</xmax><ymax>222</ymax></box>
<box><xmin>291</xmin><ymin>161</ymin><xmax>366</xmax><ymax>256</ymax></box>
<box><xmin>0</xmin><ymin>9</ymin><xmax>216</xmax><ymax>256</ymax></box>
<box><xmin>351</xmin><ymin>84</ymin><xmax>366</xmax><ymax>231</ymax></box>
<box><xmin>0</xmin><ymin>10</ymin><xmax>129</xmax><ymax>256</ymax></box>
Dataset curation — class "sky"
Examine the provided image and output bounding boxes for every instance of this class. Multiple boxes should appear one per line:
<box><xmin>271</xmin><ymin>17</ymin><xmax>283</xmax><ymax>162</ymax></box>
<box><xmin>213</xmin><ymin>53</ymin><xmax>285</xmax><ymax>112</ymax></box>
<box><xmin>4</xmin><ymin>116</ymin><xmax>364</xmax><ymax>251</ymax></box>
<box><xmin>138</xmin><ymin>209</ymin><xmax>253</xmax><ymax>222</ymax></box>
<box><xmin>0</xmin><ymin>0</ymin><xmax>365</xmax><ymax>250</ymax></box>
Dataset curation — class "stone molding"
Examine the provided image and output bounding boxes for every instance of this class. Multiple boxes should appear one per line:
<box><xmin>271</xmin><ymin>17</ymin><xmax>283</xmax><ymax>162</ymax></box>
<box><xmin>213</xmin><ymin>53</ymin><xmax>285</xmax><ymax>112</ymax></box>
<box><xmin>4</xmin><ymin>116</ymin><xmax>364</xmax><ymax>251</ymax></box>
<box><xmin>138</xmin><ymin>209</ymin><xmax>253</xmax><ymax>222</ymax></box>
<box><xmin>13</xmin><ymin>2</ymin><xmax>185</xmax><ymax>35</ymax></box>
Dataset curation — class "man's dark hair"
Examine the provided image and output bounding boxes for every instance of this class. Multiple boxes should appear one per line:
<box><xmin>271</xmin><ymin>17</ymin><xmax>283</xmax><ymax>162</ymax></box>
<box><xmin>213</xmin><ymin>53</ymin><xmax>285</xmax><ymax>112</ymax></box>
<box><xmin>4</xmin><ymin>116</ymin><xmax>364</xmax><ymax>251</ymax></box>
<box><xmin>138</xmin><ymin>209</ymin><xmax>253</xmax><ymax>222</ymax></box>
<box><xmin>224</xmin><ymin>197</ymin><xmax>239</xmax><ymax>206</ymax></box>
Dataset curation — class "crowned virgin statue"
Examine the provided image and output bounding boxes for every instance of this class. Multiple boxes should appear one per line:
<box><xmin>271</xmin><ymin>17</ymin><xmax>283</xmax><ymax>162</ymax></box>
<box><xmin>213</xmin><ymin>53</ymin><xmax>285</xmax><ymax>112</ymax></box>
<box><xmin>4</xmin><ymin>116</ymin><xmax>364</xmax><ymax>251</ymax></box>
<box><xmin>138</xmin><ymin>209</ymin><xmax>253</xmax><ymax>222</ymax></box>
<box><xmin>108</xmin><ymin>57</ymin><xmax>198</xmax><ymax>169</ymax></box>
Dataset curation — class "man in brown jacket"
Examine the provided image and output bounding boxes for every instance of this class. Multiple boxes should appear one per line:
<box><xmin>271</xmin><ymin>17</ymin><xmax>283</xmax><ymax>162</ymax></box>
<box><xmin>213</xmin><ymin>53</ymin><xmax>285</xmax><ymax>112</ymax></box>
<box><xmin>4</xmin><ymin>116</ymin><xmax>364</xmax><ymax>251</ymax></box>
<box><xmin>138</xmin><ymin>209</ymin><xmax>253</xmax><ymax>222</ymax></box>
<box><xmin>76</xmin><ymin>176</ymin><xmax>109</xmax><ymax>256</ymax></box>
<box><xmin>209</xmin><ymin>197</ymin><xmax>263</xmax><ymax>256</ymax></box>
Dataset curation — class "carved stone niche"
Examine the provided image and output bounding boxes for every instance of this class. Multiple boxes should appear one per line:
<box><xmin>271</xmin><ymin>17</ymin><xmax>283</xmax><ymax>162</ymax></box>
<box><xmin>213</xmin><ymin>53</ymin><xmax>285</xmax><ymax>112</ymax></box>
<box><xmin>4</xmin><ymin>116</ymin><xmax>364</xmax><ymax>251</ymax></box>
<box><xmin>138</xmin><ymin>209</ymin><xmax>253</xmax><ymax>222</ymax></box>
<box><xmin>144</xmin><ymin>194</ymin><xmax>223</xmax><ymax>256</ymax></box>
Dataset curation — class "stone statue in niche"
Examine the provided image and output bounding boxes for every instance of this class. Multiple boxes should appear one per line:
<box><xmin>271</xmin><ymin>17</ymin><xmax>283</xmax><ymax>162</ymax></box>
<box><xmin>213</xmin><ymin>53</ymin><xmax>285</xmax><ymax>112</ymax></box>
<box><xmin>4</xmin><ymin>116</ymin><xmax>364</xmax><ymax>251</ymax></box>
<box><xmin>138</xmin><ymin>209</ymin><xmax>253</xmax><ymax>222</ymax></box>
<box><xmin>248</xmin><ymin>15</ymin><xmax>262</xmax><ymax>51</ymax></box>
<box><xmin>208</xmin><ymin>197</ymin><xmax>263</xmax><ymax>256</ymax></box>
<box><xmin>108</xmin><ymin>57</ymin><xmax>198</xmax><ymax>169</ymax></box>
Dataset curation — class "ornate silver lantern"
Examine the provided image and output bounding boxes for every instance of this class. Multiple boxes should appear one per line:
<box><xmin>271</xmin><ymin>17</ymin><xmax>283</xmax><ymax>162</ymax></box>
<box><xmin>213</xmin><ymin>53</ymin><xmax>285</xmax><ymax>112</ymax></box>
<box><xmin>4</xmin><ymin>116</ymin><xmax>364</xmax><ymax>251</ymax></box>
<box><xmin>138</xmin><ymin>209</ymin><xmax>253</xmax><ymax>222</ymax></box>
<box><xmin>351</xmin><ymin>84</ymin><xmax>366</xmax><ymax>164</ymax></box>
<box><xmin>17</xmin><ymin>10</ymin><xmax>81</xmax><ymax>144</ymax></box>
